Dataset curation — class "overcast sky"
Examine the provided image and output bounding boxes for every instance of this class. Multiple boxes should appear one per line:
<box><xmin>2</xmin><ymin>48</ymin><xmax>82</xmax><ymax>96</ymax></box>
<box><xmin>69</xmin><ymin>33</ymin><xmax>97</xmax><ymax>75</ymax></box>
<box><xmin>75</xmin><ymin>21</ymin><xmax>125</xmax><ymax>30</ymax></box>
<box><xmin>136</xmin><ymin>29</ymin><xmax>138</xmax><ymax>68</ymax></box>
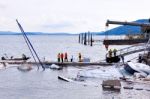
<box><xmin>0</xmin><ymin>0</ymin><xmax>150</xmax><ymax>33</ymax></box>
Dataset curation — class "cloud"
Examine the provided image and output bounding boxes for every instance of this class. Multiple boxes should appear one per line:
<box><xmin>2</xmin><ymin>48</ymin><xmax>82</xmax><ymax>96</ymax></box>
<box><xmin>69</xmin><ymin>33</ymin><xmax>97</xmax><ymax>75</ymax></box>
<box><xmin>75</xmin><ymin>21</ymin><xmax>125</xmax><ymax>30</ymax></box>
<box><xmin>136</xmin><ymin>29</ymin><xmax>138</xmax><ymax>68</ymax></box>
<box><xmin>0</xmin><ymin>0</ymin><xmax>150</xmax><ymax>33</ymax></box>
<box><xmin>0</xmin><ymin>3</ymin><xmax>6</xmax><ymax>9</ymax></box>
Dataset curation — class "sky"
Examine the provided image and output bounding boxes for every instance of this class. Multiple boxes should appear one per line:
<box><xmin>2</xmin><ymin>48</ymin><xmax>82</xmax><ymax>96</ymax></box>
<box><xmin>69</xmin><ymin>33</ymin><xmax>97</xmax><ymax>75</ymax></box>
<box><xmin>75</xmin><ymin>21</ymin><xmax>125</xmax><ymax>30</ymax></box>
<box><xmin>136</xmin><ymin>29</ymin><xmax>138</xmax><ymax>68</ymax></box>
<box><xmin>0</xmin><ymin>0</ymin><xmax>150</xmax><ymax>33</ymax></box>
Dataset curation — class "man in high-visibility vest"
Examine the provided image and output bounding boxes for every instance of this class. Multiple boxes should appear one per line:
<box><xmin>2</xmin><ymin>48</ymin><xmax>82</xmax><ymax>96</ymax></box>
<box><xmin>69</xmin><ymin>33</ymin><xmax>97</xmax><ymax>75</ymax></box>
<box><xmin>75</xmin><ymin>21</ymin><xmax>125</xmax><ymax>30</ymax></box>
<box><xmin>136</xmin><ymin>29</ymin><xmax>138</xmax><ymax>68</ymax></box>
<box><xmin>78</xmin><ymin>53</ymin><xmax>82</xmax><ymax>62</ymax></box>
<box><xmin>108</xmin><ymin>49</ymin><xmax>112</xmax><ymax>58</ymax></box>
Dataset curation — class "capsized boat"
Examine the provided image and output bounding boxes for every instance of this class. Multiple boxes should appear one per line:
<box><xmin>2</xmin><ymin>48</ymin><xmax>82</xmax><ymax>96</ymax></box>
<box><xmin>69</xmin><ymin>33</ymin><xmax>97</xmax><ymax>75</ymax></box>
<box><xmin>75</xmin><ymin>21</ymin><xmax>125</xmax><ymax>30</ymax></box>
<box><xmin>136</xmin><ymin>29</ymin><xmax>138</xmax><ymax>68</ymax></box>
<box><xmin>124</xmin><ymin>62</ymin><xmax>150</xmax><ymax>75</ymax></box>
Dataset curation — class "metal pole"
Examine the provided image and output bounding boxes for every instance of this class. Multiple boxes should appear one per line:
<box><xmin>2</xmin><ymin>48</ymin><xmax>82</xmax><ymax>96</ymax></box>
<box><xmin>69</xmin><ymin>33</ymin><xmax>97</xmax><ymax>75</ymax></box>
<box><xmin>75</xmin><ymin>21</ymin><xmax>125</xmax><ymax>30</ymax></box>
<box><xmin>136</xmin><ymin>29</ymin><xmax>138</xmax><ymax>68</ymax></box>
<box><xmin>16</xmin><ymin>19</ymin><xmax>45</xmax><ymax>70</ymax></box>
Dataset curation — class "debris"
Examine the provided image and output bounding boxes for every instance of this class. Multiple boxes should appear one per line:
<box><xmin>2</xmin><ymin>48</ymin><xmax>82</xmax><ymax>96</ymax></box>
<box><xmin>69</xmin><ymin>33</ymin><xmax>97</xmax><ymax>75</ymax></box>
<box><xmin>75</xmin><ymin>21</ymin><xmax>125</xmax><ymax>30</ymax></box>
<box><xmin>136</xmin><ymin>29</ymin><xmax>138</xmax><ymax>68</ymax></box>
<box><xmin>145</xmin><ymin>89</ymin><xmax>150</xmax><ymax>91</ymax></box>
<box><xmin>135</xmin><ymin>88</ymin><xmax>143</xmax><ymax>90</ymax></box>
<box><xmin>102</xmin><ymin>80</ymin><xmax>121</xmax><ymax>91</ymax></box>
<box><xmin>123</xmin><ymin>86</ymin><xmax>133</xmax><ymax>90</ymax></box>
<box><xmin>50</xmin><ymin>64</ymin><xmax>62</xmax><ymax>70</ymax></box>
<box><xmin>58</xmin><ymin>76</ymin><xmax>71</xmax><ymax>82</ymax></box>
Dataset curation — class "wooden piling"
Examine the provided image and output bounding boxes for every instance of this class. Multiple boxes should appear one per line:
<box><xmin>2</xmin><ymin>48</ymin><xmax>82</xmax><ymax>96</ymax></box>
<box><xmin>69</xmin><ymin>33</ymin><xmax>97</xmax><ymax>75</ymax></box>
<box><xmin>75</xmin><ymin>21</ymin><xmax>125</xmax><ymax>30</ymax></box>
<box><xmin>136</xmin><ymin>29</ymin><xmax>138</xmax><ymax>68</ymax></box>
<box><xmin>88</xmin><ymin>31</ymin><xmax>90</xmax><ymax>45</ymax></box>
<box><xmin>81</xmin><ymin>33</ymin><xmax>84</xmax><ymax>44</ymax></box>
<box><xmin>84</xmin><ymin>33</ymin><xmax>87</xmax><ymax>45</ymax></box>
<box><xmin>79</xmin><ymin>34</ymin><xmax>81</xmax><ymax>43</ymax></box>
<box><xmin>90</xmin><ymin>34</ymin><xmax>93</xmax><ymax>46</ymax></box>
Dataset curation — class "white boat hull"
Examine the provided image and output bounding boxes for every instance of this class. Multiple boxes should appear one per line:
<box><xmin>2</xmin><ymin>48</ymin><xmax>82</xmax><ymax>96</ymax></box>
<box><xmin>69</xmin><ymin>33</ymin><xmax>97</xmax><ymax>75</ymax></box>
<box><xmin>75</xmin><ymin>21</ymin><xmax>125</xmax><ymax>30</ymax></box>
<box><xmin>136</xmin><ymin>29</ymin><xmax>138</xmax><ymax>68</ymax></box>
<box><xmin>124</xmin><ymin>62</ymin><xmax>150</xmax><ymax>75</ymax></box>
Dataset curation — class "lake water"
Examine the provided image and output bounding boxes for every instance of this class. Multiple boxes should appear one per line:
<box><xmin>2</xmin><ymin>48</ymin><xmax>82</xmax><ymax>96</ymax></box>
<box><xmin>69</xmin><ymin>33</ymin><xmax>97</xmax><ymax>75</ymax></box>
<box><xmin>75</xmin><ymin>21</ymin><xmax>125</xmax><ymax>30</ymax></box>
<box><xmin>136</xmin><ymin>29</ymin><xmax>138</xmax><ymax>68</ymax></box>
<box><xmin>0</xmin><ymin>35</ymin><xmax>150</xmax><ymax>99</ymax></box>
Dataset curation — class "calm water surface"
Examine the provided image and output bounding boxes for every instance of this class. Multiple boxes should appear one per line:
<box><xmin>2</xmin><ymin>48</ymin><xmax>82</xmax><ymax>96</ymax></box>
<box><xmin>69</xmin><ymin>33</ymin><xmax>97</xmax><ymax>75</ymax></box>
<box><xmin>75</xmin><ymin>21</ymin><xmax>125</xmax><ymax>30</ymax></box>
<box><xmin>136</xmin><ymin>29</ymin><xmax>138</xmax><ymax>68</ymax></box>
<box><xmin>0</xmin><ymin>35</ymin><xmax>149</xmax><ymax>99</ymax></box>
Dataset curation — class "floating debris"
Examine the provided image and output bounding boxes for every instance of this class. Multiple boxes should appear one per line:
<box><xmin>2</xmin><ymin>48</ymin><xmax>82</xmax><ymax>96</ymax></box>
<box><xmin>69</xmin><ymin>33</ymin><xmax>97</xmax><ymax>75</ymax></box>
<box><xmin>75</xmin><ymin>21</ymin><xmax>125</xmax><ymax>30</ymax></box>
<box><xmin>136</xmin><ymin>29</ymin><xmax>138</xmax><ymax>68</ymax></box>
<box><xmin>58</xmin><ymin>76</ymin><xmax>72</xmax><ymax>82</ymax></box>
<box><xmin>102</xmin><ymin>80</ymin><xmax>121</xmax><ymax>91</ymax></box>
<box><xmin>123</xmin><ymin>86</ymin><xmax>133</xmax><ymax>90</ymax></box>
<box><xmin>50</xmin><ymin>64</ymin><xmax>62</xmax><ymax>70</ymax></box>
<box><xmin>135</xmin><ymin>88</ymin><xmax>143</xmax><ymax>90</ymax></box>
<box><xmin>145</xmin><ymin>89</ymin><xmax>150</xmax><ymax>91</ymax></box>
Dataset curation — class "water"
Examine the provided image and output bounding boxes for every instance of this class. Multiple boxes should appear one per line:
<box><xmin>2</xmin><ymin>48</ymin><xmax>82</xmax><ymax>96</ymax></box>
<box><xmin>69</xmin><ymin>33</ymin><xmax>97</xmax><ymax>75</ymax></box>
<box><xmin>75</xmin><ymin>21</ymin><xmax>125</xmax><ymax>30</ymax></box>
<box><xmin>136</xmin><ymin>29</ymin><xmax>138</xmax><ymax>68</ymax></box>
<box><xmin>0</xmin><ymin>35</ymin><xmax>106</xmax><ymax>62</ymax></box>
<box><xmin>0</xmin><ymin>35</ymin><xmax>150</xmax><ymax>99</ymax></box>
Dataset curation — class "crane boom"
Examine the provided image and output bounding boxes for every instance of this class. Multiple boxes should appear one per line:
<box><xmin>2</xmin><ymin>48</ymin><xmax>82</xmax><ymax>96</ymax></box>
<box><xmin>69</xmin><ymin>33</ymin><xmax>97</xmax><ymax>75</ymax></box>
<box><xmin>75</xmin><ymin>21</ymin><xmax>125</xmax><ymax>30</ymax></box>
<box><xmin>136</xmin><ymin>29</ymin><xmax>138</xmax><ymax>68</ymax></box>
<box><xmin>106</xmin><ymin>20</ymin><xmax>150</xmax><ymax>27</ymax></box>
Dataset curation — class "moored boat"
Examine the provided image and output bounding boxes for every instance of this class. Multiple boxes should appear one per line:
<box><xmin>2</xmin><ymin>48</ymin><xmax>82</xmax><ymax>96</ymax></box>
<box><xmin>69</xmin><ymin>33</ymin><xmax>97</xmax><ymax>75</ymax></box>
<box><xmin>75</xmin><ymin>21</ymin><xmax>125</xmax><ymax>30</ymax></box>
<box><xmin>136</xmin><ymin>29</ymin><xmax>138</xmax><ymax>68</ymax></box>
<box><xmin>124</xmin><ymin>62</ymin><xmax>150</xmax><ymax>74</ymax></box>
<box><xmin>1</xmin><ymin>57</ymin><xmax>30</xmax><ymax>61</ymax></box>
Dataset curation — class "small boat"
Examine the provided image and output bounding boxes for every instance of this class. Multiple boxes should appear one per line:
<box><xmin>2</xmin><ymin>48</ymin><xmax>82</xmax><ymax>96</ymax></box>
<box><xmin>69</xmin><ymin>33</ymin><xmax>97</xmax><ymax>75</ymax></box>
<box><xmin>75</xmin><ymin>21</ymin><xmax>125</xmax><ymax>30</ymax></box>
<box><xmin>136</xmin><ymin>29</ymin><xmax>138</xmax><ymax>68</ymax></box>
<box><xmin>1</xmin><ymin>57</ymin><xmax>30</xmax><ymax>61</ymax></box>
<box><xmin>124</xmin><ymin>62</ymin><xmax>150</xmax><ymax>74</ymax></box>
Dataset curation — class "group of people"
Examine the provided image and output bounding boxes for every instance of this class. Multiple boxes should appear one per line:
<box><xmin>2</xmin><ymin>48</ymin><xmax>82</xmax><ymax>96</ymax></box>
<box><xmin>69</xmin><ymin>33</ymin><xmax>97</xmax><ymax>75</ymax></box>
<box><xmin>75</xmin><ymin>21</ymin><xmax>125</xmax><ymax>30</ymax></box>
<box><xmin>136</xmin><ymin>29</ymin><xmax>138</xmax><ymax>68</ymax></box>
<box><xmin>108</xmin><ymin>48</ymin><xmax>117</xmax><ymax>58</ymax></box>
<box><xmin>57</xmin><ymin>53</ymin><xmax>68</xmax><ymax>63</ymax></box>
<box><xmin>106</xmin><ymin>48</ymin><xmax>122</xmax><ymax>63</ymax></box>
<box><xmin>57</xmin><ymin>52</ymin><xmax>82</xmax><ymax>63</ymax></box>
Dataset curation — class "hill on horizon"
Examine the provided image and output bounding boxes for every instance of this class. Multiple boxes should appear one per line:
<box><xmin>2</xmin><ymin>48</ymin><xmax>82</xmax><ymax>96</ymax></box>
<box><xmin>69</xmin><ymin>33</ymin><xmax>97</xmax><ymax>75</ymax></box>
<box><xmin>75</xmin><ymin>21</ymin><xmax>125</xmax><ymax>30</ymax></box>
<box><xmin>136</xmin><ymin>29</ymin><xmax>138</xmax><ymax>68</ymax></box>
<box><xmin>0</xmin><ymin>31</ymin><xmax>77</xmax><ymax>35</ymax></box>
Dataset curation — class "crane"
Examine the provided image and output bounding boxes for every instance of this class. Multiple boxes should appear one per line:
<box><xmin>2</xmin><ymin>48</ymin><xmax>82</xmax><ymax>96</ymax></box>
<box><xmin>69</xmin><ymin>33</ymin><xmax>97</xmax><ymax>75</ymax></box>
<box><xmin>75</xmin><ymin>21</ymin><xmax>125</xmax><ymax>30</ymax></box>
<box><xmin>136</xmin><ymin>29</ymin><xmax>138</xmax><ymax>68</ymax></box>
<box><xmin>106</xmin><ymin>20</ymin><xmax>150</xmax><ymax>27</ymax></box>
<box><xmin>106</xmin><ymin>20</ymin><xmax>150</xmax><ymax>34</ymax></box>
<box><xmin>103</xmin><ymin>19</ymin><xmax>150</xmax><ymax>46</ymax></box>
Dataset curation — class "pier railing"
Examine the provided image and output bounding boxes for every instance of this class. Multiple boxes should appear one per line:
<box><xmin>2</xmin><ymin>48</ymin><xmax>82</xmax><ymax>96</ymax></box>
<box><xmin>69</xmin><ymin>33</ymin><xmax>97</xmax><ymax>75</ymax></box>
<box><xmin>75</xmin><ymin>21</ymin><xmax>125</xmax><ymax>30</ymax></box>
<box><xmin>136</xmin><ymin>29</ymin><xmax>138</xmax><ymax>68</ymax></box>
<box><xmin>106</xmin><ymin>43</ymin><xmax>149</xmax><ymax>57</ymax></box>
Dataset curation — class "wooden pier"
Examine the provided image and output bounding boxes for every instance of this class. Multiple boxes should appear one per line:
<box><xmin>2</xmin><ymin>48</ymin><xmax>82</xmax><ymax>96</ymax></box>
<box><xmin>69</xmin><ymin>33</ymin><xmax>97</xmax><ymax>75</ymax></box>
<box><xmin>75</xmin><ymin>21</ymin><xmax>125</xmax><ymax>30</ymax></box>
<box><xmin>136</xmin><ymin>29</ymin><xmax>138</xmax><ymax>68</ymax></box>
<box><xmin>0</xmin><ymin>61</ymin><xmax>116</xmax><ymax>67</ymax></box>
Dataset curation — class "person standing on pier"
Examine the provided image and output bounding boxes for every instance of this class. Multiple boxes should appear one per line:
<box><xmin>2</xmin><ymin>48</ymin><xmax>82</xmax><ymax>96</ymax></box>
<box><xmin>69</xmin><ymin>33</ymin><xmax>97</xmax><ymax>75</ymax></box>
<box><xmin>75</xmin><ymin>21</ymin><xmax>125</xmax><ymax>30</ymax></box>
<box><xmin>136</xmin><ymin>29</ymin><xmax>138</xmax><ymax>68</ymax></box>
<box><xmin>57</xmin><ymin>53</ymin><xmax>60</xmax><ymax>62</ymax></box>
<box><xmin>64</xmin><ymin>52</ymin><xmax>68</xmax><ymax>62</ymax></box>
<box><xmin>78</xmin><ymin>53</ymin><xmax>82</xmax><ymax>62</ymax></box>
<box><xmin>70</xmin><ymin>55</ymin><xmax>73</xmax><ymax>62</ymax></box>
<box><xmin>61</xmin><ymin>53</ymin><xmax>64</xmax><ymax>63</ymax></box>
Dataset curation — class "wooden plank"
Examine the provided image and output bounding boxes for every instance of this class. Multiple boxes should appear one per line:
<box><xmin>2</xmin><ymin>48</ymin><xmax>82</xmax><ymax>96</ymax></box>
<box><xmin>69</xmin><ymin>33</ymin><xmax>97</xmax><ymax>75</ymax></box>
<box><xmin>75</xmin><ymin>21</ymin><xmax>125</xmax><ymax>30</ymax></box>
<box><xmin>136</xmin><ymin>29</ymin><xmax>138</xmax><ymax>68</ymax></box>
<box><xmin>58</xmin><ymin>76</ymin><xmax>72</xmax><ymax>82</ymax></box>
